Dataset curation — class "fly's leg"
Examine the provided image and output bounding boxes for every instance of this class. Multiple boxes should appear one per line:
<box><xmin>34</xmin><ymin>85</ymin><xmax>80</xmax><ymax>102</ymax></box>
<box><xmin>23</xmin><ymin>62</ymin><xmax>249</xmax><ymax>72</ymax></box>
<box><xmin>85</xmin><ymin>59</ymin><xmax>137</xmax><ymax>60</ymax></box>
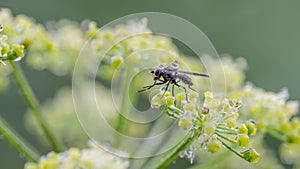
<box><xmin>188</xmin><ymin>86</ymin><xmax>199</xmax><ymax>94</ymax></box>
<box><xmin>171</xmin><ymin>84</ymin><xmax>175</xmax><ymax>97</ymax></box>
<box><xmin>138</xmin><ymin>80</ymin><xmax>167</xmax><ymax>92</ymax></box>
<box><xmin>173</xmin><ymin>80</ymin><xmax>189</xmax><ymax>103</ymax></box>
<box><xmin>161</xmin><ymin>80</ymin><xmax>171</xmax><ymax>98</ymax></box>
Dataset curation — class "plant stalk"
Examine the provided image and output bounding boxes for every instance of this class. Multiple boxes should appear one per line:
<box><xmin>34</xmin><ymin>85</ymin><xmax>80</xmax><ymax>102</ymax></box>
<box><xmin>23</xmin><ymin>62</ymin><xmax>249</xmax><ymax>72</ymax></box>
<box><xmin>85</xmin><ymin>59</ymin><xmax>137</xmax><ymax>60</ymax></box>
<box><xmin>10</xmin><ymin>61</ymin><xmax>63</xmax><ymax>152</ymax></box>
<box><xmin>0</xmin><ymin>116</ymin><xmax>39</xmax><ymax>162</ymax></box>
<box><xmin>153</xmin><ymin>130</ymin><xmax>200</xmax><ymax>169</ymax></box>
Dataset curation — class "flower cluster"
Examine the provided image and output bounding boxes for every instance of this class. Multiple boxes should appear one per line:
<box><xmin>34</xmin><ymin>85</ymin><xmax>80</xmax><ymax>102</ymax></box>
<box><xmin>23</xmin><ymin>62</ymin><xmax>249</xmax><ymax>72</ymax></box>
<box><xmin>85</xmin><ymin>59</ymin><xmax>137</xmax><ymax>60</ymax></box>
<box><xmin>24</xmin><ymin>141</ymin><xmax>130</xmax><ymax>169</ymax></box>
<box><xmin>25</xmin><ymin>83</ymin><xmax>149</xmax><ymax>147</ymax></box>
<box><xmin>229</xmin><ymin>84</ymin><xmax>300</xmax><ymax>144</ymax></box>
<box><xmin>151</xmin><ymin>88</ymin><xmax>260</xmax><ymax>163</ymax></box>
<box><xmin>0</xmin><ymin>22</ymin><xmax>25</xmax><ymax>92</ymax></box>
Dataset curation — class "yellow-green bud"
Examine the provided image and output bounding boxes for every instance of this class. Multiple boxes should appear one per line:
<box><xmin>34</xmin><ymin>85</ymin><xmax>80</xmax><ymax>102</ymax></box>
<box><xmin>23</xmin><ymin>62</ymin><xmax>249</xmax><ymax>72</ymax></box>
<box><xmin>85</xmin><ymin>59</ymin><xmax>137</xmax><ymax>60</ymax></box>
<box><xmin>241</xmin><ymin>148</ymin><xmax>260</xmax><ymax>163</ymax></box>
<box><xmin>183</xmin><ymin>103</ymin><xmax>196</xmax><ymax>111</ymax></box>
<box><xmin>286</xmin><ymin>133</ymin><xmax>300</xmax><ymax>144</ymax></box>
<box><xmin>68</xmin><ymin>148</ymin><xmax>80</xmax><ymax>160</ymax></box>
<box><xmin>151</xmin><ymin>95</ymin><xmax>165</xmax><ymax>108</ymax></box>
<box><xmin>204</xmin><ymin>91</ymin><xmax>213</xmax><ymax>99</ymax></box>
<box><xmin>207</xmin><ymin>138</ymin><xmax>222</xmax><ymax>153</ymax></box>
<box><xmin>1</xmin><ymin>42</ymin><xmax>9</xmax><ymax>55</ymax></box>
<box><xmin>165</xmin><ymin>96</ymin><xmax>175</xmax><ymax>107</ymax></box>
<box><xmin>245</xmin><ymin>121</ymin><xmax>257</xmax><ymax>136</ymax></box>
<box><xmin>280</xmin><ymin>120</ymin><xmax>291</xmax><ymax>132</ymax></box>
<box><xmin>249</xmin><ymin>105</ymin><xmax>261</xmax><ymax>115</ymax></box>
<box><xmin>178</xmin><ymin>117</ymin><xmax>191</xmax><ymax>129</ymax></box>
<box><xmin>102</xmin><ymin>30</ymin><xmax>116</xmax><ymax>41</ymax></box>
<box><xmin>291</xmin><ymin>117</ymin><xmax>300</xmax><ymax>129</ymax></box>
<box><xmin>12</xmin><ymin>44</ymin><xmax>25</xmax><ymax>58</ymax></box>
<box><xmin>238</xmin><ymin>124</ymin><xmax>248</xmax><ymax>134</ymax></box>
<box><xmin>237</xmin><ymin>134</ymin><xmax>249</xmax><ymax>148</ymax></box>
<box><xmin>188</xmin><ymin>92</ymin><xmax>198</xmax><ymax>101</ymax></box>
<box><xmin>176</xmin><ymin>92</ymin><xmax>186</xmax><ymax>102</ymax></box>
<box><xmin>226</xmin><ymin>117</ymin><xmax>237</xmax><ymax>128</ymax></box>
<box><xmin>162</xmin><ymin>91</ymin><xmax>171</xmax><ymax>97</ymax></box>
<box><xmin>204</xmin><ymin>123</ymin><xmax>216</xmax><ymax>135</ymax></box>
<box><xmin>111</xmin><ymin>55</ymin><xmax>123</xmax><ymax>69</ymax></box>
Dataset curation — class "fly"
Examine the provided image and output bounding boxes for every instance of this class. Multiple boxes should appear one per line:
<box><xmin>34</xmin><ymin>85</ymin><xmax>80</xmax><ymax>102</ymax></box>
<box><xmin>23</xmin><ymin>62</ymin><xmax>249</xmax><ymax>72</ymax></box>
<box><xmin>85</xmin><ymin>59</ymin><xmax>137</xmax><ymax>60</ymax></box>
<box><xmin>139</xmin><ymin>64</ymin><xmax>209</xmax><ymax>102</ymax></box>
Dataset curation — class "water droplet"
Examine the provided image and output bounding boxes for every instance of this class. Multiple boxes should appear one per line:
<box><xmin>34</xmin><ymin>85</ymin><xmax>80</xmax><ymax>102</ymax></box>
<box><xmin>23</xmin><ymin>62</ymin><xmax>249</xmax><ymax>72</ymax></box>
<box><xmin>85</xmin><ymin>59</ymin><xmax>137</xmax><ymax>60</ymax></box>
<box><xmin>14</xmin><ymin>57</ymin><xmax>22</xmax><ymax>62</ymax></box>
<box><xmin>0</xmin><ymin>24</ymin><xmax>3</xmax><ymax>32</ymax></box>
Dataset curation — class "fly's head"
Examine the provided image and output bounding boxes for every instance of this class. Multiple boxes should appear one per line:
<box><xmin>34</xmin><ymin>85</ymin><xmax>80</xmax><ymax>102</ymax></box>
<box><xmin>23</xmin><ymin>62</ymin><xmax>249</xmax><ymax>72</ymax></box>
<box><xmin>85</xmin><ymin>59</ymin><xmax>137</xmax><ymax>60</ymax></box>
<box><xmin>151</xmin><ymin>68</ymin><xmax>162</xmax><ymax>80</ymax></box>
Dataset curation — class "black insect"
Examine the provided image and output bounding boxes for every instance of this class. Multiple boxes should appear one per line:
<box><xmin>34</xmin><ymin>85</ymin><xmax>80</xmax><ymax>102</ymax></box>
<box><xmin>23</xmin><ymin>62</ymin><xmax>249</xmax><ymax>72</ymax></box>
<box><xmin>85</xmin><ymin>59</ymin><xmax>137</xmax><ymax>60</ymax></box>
<box><xmin>139</xmin><ymin>65</ymin><xmax>209</xmax><ymax>101</ymax></box>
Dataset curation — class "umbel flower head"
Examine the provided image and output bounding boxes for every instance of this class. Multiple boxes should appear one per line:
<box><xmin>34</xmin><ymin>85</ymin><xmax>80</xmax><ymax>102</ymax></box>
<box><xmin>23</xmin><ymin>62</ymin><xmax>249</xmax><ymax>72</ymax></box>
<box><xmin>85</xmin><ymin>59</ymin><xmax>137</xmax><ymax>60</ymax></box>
<box><xmin>24</xmin><ymin>141</ymin><xmax>130</xmax><ymax>169</ymax></box>
<box><xmin>0</xmin><ymin>23</ymin><xmax>26</xmax><ymax>92</ymax></box>
<box><xmin>151</xmin><ymin>85</ymin><xmax>260</xmax><ymax>163</ymax></box>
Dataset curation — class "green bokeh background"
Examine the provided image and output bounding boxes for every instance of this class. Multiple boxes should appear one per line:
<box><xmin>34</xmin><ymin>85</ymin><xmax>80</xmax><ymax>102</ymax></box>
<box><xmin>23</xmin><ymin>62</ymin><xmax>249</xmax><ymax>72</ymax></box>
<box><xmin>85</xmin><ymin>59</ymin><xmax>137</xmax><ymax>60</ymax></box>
<box><xmin>1</xmin><ymin>0</ymin><xmax>300</xmax><ymax>168</ymax></box>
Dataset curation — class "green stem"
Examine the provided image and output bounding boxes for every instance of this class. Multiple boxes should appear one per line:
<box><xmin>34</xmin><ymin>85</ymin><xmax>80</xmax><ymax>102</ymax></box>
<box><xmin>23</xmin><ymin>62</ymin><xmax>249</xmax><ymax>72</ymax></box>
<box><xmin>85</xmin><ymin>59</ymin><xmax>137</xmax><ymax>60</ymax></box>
<box><xmin>153</xmin><ymin>130</ymin><xmax>200</xmax><ymax>169</ymax></box>
<box><xmin>0</xmin><ymin>116</ymin><xmax>39</xmax><ymax>162</ymax></box>
<box><xmin>216</xmin><ymin>126</ymin><xmax>237</xmax><ymax>133</ymax></box>
<box><xmin>216</xmin><ymin>129</ymin><xmax>237</xmax><ymax>135</ymax></box>
<box><xmin>215</xmin><ymin>132</ymin><xmax>236</xmax><ymax>144</ymax></box>
<box><xmin>115</xmin><ymin>67</ymin><xmax>132</xmax><ymax>147</ymax></box>
<box><xmin>219</xmin><ymin>139</ymin><xmax>244</xmax><ymax>159</ymax></box>
<box><xmin>10</xmin><ymin>61</ymin><xmax>63</xmax><ymax>152</ymax></box>
<box><xmin>266</xmin><ymin>127</ymin><xmax>286</xmax><ymax>142</ymax></box>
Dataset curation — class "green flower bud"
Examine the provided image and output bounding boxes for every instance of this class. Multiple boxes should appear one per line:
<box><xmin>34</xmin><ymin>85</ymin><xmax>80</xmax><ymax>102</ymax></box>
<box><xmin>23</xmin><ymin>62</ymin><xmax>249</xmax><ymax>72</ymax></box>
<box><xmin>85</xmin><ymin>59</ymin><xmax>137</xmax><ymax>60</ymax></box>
<box><xmin>204</xmin><ymin>123</ymin><xmax>216</xmax><ymax>135</ymax></box>
<box><xmin>188</xmin><ymin>92</ymin><xmax>198</xmax><ymax>101</ymax></box>
<box><xmin>68</xmin><ymin>148</ymin><xmax>80</xmax><ymax>160</ymax></box>
<box><xmin>162</xmin><ymin>91</ymin><xmax>171</xmax><ymax>97</ymax></box>
<box><xmin>286</xmin><ymin>133</ymin><xmax>300</xmax><ymax>144</ymax></box>
<box><xmin>151</xmin><ymin>95</ymin><xmax>165</xmax><ymax>108</ymax></box>
<box><xmin>12</xmin><ymin>44</ymin><xmax>25</xmax><ymax>58</ymax></box>
<box><xmin>1</xmin><ymin>42</ymin><xmax>9</xmax><ymax>55</ymax></box>
<box><xmin>245</xmin><ymin>121</ymin><xmax>257</xmax><ymax>136</ymax></box>
<box><xmin>165</xmin><ymin>96</ymin><xmax>175</xmax><ymax>107</ymax></box>
<box><xmin>291</xmin><ymin>117</ymin><xmax>300</xmax><ymax>129</ymax></box>
<box><xmin>183</xmin><ymin>103</ymin><xmax>196</xmax><ymax>111</ymax></box>
<box><xmin>207</xmin><ymin>138</ymin><xmax>222</xmax><ymax>153</ymax></box>
<box><xmin>91</xmin><ymin>39</ymin><xmax>103</xmax><ymax>51</ymax></box>
<box><xmin>102</xmin><ymin>30</ymin><xmax>116</xmax><ymax>41</ymax></box>
<box><xmin>204</xmin><ymin>91</ymin><xmax>213</xmax><ymax>99</ymax></box>
<box><xmin>110</xmin><ymin>55</ymin><xmax>123</xmax><ymax>69</ymax></box>
<box><xmin>238</xmin><ymin>124</ymin><xmax>248</xmax><ymax>134</ymax></box>
<box><xmin>178</xmin><ymin>117</ymin><xmax>191</xmax><ymax>129</ymax></box>
<box><xmin>280</xmin><ymin>120</ymin><xmax>291</xmax><ymax>132</ymax></box>
<box><xmin>176</xmin><ymin>92</ymin><xmax>186</xmax><ymax>102</ymax></box>
<box><xmin>226</xmin><ymin>117</ymin><xmax>237</xmax><ymax>128</ymax></box>
<box><xmin>237</xmin><ymin>134</ymin><xmax>249</xmax><ymax>148</ymax></box>
<box><xmin>241</xmin><ymin>148</ymin><xmax>260</xmax><ymax>163</ymax></box>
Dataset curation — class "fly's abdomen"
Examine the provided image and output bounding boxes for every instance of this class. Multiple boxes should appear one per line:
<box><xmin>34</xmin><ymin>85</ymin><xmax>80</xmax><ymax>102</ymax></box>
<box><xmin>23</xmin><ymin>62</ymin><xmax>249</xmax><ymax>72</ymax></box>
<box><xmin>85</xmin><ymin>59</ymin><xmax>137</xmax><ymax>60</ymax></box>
<box><xmin>176</xmin><ymin>74</ymin><xmax>193</xmax><ymax>86</ymax></box>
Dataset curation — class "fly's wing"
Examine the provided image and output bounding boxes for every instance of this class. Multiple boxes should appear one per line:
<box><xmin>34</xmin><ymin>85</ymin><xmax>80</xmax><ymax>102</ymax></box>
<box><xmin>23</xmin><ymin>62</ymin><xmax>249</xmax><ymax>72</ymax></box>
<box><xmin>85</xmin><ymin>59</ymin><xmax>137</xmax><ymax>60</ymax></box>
<box><xmin>177</xmin><ymin>70</ymin><xmax>209</xmax><ymax>77</ymax></box>
<box><xmin>163</xmin><ymin>66</ymin><xmax>178</xmax><ymax>72</ymax></box>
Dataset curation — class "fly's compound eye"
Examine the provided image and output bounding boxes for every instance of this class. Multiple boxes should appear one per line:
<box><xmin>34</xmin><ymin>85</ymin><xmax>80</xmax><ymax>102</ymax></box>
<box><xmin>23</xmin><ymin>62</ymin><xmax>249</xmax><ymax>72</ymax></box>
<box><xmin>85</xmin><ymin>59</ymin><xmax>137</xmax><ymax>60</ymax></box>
<box><xmin>154</xmin><ymin>69</ymin><xmax>160</xmax><ymax>76</ymax></box>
